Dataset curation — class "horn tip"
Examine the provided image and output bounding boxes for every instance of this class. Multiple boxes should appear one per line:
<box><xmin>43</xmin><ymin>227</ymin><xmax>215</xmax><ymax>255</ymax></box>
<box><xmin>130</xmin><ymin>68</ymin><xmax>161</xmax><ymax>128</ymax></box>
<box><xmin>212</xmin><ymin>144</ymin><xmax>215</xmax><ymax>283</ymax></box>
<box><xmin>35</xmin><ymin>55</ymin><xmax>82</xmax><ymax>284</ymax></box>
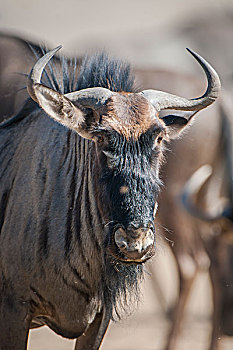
<box><xmin>54</xmin><ymin>45</ymin><xmax>62</xmax><ymax>53</ymax></box>
<box><xmin>186</xmin><ymin>47</ymin><xmax>198</xmax><ymax>57</ymax></box>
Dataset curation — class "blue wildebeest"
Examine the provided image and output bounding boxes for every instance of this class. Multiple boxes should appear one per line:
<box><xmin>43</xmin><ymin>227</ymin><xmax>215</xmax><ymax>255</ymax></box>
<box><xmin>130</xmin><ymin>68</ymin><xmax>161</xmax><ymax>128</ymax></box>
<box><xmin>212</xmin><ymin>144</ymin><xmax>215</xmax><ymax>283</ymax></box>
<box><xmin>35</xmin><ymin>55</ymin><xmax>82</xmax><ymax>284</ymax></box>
<box><xmin>181</xmin><ymin>98</ymin><xmax>233</xmax><ymax>350</ymax></box>
<box><xmin>0</xmin><ymin>46</ymin><xmax>220</xmax><ymax>349</ymax></box>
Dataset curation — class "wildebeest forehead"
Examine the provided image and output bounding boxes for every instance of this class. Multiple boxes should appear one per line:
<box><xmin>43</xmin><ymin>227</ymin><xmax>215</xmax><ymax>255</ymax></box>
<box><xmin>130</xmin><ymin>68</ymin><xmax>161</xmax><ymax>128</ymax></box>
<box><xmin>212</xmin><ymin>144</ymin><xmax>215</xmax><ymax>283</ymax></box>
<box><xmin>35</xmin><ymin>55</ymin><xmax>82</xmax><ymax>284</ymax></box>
<box><xmin>101</xmin><ymin>93</ymin><xmax>161</xmax><ymax>140</ymax></box>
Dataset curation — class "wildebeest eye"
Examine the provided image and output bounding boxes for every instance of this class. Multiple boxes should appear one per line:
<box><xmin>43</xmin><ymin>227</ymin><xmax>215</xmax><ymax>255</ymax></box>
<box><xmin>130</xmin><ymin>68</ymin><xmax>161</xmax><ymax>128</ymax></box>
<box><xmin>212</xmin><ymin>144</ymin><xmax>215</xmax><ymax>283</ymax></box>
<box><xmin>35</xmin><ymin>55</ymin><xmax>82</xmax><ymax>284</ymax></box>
<box><xmin>157</xmin><ymin>136</ymin><xmax>163</xmax><ymax>144</ymax></box>
<box><xmin>152</xmin><ymin>134</ymin><xmax>163</xmax><ymax>149</ymax></box>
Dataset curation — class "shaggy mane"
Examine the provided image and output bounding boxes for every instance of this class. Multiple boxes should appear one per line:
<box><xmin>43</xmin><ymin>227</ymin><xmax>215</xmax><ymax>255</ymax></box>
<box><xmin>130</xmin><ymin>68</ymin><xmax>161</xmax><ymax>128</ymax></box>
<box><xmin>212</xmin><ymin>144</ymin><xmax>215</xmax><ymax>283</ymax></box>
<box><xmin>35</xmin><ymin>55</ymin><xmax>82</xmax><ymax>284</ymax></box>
<box><xmin>32</xmin><ymin>46</ymin><xmax>137</xmax><ymax>94</ymax></box>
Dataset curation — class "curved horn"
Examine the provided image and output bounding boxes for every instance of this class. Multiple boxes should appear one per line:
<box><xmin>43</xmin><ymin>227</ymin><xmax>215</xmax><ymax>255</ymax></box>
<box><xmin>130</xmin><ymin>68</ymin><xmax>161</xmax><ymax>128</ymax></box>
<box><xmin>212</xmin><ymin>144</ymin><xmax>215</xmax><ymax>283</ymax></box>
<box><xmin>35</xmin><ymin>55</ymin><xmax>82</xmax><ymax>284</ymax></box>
<box><xmin>27</xmin><ymin>46</ymin><xmax>113</xmax><ymax>108</ymax></box>
<box><xmin>181</xmin><ymin>165</ymin><xmax>220</xmax><ymax>221</ymax></box>
<box><xmin>181</xmin><ymin>165</ymin><xmax>231</xmax><ymax>221</ymax></box>
<box><xmin>27</xmin><ymin>46</ymin><xmax>62</xmax><ymax>102</ymax></box>
<box><xmin>65</xmin><ymin>87</ymin><xmax>113</xmax><ymax>108</ymax></box>
<box><xmin>141</xmin><ymin>48</ymin><xmax>221</xmax><ymax>112</ymax></box>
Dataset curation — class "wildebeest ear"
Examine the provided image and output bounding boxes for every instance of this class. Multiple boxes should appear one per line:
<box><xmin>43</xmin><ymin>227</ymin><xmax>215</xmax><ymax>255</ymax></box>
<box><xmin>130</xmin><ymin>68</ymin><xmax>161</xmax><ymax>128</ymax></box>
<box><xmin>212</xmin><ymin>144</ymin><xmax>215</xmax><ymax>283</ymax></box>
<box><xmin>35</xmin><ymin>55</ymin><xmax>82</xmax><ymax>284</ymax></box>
<box><xmin>161</xmin><ymin>114</ymin><xmax>191</xmax><ymax>139</ymax></box>
<box><xmin>33</xmin><ymin>84</ymin><xmax>93</xmax><ymax>139</ymax></box>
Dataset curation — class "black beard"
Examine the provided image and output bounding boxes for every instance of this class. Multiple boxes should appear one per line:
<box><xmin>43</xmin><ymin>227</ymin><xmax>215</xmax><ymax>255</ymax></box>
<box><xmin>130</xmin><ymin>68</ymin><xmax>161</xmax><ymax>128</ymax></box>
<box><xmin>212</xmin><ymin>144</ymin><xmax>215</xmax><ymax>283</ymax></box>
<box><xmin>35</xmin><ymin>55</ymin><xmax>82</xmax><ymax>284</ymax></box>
<box><xmin>103</xmin><ymin>253</ymin><xmax>144</xmax><ymax>321</ymax></box>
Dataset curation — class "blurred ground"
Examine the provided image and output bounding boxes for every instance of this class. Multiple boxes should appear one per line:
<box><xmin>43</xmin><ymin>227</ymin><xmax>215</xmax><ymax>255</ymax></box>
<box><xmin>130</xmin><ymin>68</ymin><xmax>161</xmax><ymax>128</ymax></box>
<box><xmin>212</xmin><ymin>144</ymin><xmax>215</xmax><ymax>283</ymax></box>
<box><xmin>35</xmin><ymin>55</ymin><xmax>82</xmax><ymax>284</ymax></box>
<box><xmin>1</xmin><ymin>0</ymin><xmax>233</xmax><ymax>349</ymax></box>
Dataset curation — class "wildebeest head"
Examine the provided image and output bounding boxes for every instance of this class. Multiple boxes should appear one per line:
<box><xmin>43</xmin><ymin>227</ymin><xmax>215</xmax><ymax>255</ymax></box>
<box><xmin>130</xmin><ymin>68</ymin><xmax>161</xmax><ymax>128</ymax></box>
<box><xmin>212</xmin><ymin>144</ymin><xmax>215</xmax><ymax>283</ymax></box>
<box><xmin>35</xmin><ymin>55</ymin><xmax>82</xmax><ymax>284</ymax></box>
<box><xmin>27</xmin><ymin>46</ymin><xmax>220</xmax><ymax>264</ymax></box>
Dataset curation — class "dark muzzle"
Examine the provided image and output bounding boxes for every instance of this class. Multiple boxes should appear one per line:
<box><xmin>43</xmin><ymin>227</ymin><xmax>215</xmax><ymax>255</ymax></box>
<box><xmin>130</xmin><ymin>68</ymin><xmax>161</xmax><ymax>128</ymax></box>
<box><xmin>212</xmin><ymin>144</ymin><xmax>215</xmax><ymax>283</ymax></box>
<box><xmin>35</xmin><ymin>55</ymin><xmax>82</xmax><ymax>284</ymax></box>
<box><xmin>110</xmin><ymin>223</ymin><xmax>155</xmax><ymax>263</ymax></box>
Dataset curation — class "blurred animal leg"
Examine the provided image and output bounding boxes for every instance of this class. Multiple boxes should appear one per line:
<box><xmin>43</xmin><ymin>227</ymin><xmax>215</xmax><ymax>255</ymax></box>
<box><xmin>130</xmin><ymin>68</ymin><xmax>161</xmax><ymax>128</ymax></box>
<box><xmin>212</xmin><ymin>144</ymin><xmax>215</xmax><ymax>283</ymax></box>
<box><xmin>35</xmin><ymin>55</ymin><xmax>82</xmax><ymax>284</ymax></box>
<box><xmin>165</xmin><ymin>261</ymin><xmax>197</xmax><ymax>350</ymax></box>
<box><xmin>74</xmin><ymin>309</ymin><xmax>110</xmax><ymax>350</ymax></box>
<box><xmin>208</xmin><ymin>256</ymin><xmax>221</xmax><ymax>350</ymax></box>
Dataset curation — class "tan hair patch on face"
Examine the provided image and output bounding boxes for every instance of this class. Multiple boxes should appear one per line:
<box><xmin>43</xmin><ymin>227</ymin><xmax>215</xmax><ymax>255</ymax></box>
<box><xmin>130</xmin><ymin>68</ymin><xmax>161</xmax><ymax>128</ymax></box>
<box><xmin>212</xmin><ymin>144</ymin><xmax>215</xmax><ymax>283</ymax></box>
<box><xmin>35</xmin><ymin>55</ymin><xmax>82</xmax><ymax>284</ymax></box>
<box><xmin>119</xmin><ymin>186</ymin><xmax>129</xmax><ymax>194</ymax></box>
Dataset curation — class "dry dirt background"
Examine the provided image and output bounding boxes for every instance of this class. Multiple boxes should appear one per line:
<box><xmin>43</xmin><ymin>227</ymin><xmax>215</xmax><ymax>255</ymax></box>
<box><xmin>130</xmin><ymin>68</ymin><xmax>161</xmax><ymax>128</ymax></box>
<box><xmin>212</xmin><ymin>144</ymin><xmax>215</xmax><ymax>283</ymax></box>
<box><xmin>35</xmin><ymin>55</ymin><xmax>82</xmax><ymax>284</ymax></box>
<box><xmin>1</xmin><ymin>0</ymin><xmax>233</xmax><ymax>349</ymax></box>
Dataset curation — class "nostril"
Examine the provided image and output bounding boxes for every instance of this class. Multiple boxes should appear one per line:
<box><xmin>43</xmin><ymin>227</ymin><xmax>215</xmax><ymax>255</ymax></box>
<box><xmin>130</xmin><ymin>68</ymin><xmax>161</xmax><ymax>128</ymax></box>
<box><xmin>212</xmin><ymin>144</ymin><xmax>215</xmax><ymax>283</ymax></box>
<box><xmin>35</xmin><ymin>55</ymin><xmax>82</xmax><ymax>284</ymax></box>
<box><xmin>116</xmin><ymin>237</ymin><xmax>127</xmax><ymax>250</ymax></box>
<box><xmin>148</xmin><ymin>228</ymin><xmax>154</xmax><ymax>237</ymax></box>
<box><xmin>114</xmin><ymin>228</ymin><xmax>128</xmax><ymax>250</ymax></box>
<box><xmin>143</xmin><ymin>229</ymin><xmax>154</xmax><ymax>250</ymax></box>
<box><xmin>148</xmin><ymin>221</ymin><xmax>155</xmax><ymax>232</ymax></box>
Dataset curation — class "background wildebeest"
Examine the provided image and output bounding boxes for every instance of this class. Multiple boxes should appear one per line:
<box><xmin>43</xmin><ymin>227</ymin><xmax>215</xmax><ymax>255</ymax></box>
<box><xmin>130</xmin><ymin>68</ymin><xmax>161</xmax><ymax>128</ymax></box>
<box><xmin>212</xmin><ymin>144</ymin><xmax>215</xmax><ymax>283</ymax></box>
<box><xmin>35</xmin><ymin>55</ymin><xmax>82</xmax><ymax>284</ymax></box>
<box><xmin>0</xmin><ymin>42</ymin><xmax>220</xmax><ymax>349</ymax></box>
<box><xmin>0</xmin><ymin>33</ymin><xmax>44</xmax><ymax>122</ymax></box>
<box><xmin>0</xmin><ymin>33</ymin><xmax>83</xmax><ymax>123</ymax></box>
<box><xmin>180</xmin><ymin>97</ymin><xmax>233</xmax><ymax>349</ymax></box>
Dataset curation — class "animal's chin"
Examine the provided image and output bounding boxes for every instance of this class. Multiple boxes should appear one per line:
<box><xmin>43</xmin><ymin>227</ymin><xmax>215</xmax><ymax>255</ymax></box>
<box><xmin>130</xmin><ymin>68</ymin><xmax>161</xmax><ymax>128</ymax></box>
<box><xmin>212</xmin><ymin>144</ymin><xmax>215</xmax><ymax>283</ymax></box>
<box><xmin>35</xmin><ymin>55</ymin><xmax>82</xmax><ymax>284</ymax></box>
<box><xmin>107</xmin><ymin>237</ymin><xmax>155</xmax><ymax>264</ymax></box>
